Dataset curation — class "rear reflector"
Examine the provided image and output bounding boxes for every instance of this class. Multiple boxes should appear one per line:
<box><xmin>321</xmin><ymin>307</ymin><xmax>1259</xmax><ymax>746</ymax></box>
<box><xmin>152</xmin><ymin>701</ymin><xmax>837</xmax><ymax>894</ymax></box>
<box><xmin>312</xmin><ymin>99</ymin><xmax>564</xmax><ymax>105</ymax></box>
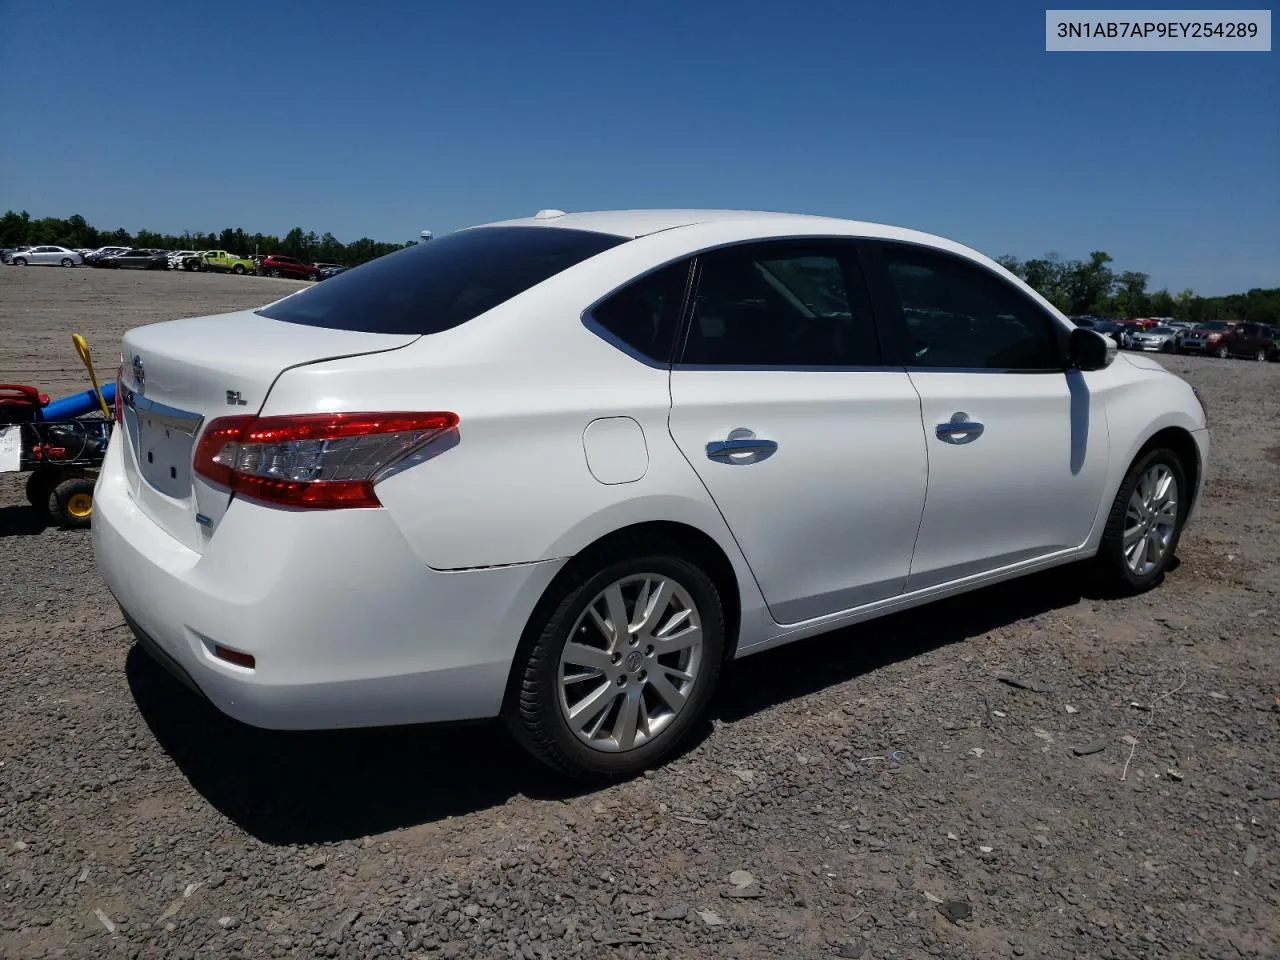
<box><xmin>193</xmin><ymin>411</ymin><xmax>458</xmax><ymax>509</ymax></box>
<box><xmin>213</xmin><ymin>644</ymin><xmax>256</xmax><ymax>669</ymax></box>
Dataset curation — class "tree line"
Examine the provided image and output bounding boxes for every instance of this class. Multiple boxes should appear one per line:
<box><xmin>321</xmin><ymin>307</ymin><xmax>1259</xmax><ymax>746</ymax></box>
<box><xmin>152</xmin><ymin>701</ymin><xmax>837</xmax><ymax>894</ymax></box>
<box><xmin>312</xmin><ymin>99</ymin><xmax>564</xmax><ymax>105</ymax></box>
<box><xmin>3</xmin><ymin>210</ymin><xmax>1276</xmax><ymax>325</ymax></box>
<box><xmin>0</xmin><ymin>211</ymin><xmax>411</xmax><ymax>268</ymax></box>
<box><xmin>995</xmin><ymin>250</ymin><xmax>1278</xmax><ymax>326</ymax></box>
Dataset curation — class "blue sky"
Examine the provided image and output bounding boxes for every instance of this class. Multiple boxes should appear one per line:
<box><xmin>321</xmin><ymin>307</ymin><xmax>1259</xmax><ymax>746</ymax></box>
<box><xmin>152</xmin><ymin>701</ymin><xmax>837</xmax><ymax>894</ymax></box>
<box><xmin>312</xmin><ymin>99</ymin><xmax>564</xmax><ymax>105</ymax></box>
<box><xmin>1</xmin><ymin>0</ymin><xmax>1275</xmax><ymax>294</ymax></box>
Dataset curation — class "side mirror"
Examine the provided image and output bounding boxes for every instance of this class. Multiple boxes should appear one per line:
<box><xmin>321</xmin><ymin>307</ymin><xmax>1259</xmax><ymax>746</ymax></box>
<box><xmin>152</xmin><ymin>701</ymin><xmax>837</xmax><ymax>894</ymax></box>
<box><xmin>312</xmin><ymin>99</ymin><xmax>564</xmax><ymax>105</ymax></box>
<box><xmin>1069</xmin><ymin>327</ymin><xmax>1115</xmax><ymax>371</ymax></box>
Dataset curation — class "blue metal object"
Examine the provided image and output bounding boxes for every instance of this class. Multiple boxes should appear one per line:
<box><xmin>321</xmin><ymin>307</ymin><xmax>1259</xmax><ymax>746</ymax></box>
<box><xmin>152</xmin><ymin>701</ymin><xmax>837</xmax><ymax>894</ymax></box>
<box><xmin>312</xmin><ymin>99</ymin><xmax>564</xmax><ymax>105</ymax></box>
<box><xmin>41</xmin><ymin>382</ymin><xmax>116</xmax><ymax>421</ymax></box>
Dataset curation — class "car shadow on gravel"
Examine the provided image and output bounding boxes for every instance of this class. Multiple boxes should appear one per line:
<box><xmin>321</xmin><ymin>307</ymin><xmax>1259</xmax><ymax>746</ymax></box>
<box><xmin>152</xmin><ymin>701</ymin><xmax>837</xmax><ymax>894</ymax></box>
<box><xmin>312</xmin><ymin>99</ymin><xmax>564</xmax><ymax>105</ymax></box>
<box><xmin>0</xmin><ymin>504</ymin><xmax>48</xmax><ymax>537</ymax></box>
<box><xmin>125</xmin><ymin>645</ymin><xmax>590</xmax><ymax>845</ymax></box>
<box><xmin>714</xmin><ymin>567</ymin><xmax>1089</xmax><ymax>722</ymax></box>
<box><xmin>127</xmin><ymin>566</ymin><xmax>1093</xmax><ymax>846</ymax></box>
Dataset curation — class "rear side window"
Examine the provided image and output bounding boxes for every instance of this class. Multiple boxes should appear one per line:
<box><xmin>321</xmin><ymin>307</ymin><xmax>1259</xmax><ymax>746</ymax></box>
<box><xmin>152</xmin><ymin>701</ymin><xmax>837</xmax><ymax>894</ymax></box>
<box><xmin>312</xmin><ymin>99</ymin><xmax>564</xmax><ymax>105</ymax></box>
<box><xmin>589</xmin><ymin>259</ymin><xmax>691</xmax><ymax>363</ymax></box>
<box><xmin>681</xmin><ymin>241</ymin><xmax>881</xmax><ymax>366</ymax></box>
<box><xmin>257</xmin><ymin>226</ymin><xmax>627</xmax><ymax>335</ymax></box>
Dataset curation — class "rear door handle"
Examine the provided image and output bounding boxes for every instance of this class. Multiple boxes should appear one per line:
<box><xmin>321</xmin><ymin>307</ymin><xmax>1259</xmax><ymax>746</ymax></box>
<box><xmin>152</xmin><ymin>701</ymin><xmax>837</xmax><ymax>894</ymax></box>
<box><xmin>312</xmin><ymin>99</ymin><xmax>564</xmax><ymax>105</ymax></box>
<box><xmin>935</xmin><ymin>414</ymin><xmax>984</xmax><ymax>444</ymax></box>
<box><xmin>706</xmin><ymin>437</ymin><xmax>778</xmax><ymax>459</ymax></box>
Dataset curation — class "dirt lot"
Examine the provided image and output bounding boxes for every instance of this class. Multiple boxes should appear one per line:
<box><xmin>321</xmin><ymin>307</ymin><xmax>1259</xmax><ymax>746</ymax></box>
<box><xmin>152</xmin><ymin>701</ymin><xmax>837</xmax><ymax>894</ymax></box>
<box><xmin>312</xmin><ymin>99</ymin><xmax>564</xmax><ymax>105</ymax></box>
<box><xmin>1</xmin><ymin>266</ymin><xmax>1277</xmax><ymax>960</ymax></box>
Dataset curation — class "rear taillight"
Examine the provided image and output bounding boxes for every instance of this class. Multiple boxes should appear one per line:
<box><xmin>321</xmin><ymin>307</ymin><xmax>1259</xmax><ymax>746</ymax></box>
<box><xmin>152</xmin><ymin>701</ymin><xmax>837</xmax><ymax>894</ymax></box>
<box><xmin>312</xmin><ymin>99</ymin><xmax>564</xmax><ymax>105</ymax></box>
<box><xmin>193</xmin><ymin>411</ymin><xmax>458</xmax><ymax>509</ymax></box>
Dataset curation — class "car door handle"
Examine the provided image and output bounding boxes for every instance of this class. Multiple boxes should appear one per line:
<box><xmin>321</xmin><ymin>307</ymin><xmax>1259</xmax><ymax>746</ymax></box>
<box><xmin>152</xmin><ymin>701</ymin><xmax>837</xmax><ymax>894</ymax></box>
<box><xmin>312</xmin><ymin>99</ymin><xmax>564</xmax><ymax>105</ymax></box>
<box><xmin>706</xmin><ymin>437</ymin><xmax>778</xmax><ymax>459</ymax></box>
<box><xmin>935</xmin><ymin>415</ymin><xmax>984</xmax><ymax>443</ymax></box>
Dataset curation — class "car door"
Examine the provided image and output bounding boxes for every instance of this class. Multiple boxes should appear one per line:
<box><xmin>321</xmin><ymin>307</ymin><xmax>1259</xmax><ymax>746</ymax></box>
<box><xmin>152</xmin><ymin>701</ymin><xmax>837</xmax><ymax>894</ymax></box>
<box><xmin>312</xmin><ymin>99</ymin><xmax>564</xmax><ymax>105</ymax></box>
<box><xmin>31</xmin><ymin>246</ymin><xmax>55</xmax><ymax>265</ymax></box>
<box><xmin>667</xmin><ymin>239</ymin><xmax>929</xmax><ymax>625</ymax></box>
<box><xmin>862</xmin><ymin>240</ymin><xmax>1110</xmax><ymax>591</ymax></box>
<box><xmin>1232</xmin><ymin>323</ymin><xmax>1260</xmax><ymax>357</ymax></box>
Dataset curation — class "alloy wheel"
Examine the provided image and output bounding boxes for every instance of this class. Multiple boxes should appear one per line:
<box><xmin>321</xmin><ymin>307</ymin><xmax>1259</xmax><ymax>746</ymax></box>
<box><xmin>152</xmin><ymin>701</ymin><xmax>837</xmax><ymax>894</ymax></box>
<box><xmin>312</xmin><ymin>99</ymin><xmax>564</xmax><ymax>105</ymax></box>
<box><xmin>1123</xmin><ymin>464</ymin><xmax>1179</xmax><ymax>576</ymax></box>
<box><xmin>557</xmin><ymin>574</ymin><xmax>703</xmax><ymax>753</ymax></box>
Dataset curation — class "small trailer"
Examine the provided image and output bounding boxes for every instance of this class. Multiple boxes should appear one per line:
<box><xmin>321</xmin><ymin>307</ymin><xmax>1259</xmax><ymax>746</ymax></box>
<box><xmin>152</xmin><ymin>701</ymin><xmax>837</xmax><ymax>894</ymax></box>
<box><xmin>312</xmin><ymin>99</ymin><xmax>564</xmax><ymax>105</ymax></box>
<box><xmin>0</xmin><ymin>336</ymin><xmax>116</xmax><ymax>529</ymax></box>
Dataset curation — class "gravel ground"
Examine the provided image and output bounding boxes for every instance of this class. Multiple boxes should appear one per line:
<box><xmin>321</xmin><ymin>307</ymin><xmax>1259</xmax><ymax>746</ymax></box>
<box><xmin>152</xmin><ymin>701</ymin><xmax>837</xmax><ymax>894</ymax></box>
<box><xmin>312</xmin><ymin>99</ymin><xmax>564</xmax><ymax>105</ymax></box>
<box><xmin>1</xmin><ymin>266</ymin><xmax>1277</xmax><ymax>960</ymax></box>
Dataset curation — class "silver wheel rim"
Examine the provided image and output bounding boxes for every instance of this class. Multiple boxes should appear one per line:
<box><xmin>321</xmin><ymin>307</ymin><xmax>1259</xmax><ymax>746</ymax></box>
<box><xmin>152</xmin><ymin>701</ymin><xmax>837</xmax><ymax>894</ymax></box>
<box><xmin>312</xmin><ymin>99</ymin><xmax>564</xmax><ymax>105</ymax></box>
<box><xmin>1124</xmin><ymin>464</ymin><xmax>1179</xmax><ymax>576</ymax></box>
<box><xmin>558</xmin><ymin>573</ymin><xmax>703</xmax><ymax>753</ymax></box>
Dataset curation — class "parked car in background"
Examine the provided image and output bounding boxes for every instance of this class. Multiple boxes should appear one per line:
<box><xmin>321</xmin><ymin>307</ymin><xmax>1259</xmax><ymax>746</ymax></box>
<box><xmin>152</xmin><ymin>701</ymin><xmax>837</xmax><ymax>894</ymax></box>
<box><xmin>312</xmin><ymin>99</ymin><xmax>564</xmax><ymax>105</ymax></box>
<box><xmin>1088</xmin><ymin>319</ymin><xmax>1124</xmax><ymax>345</ymax></box>
<box><xmin>85</xmin><ymin>246</ymin><xmax>132</xmax><ymax>266</ymax></box>
<box><xmin>315</xmin><ymin>262</ymin><xmax>347</xmax><ymax>280</ymax></box>
<box><xmin>198</xmin><ymin>250</ymin><xmax>256</xmax><ymax>275</ymax></box>
<box><xmin>1178</xmin><ymin>321</ymin><xmax>1237</xmax><ymax>356</ymax></box>
<box><xmin>7</xmin><ymin>245</ymin><xmax>82</xmax><ymax>267</ymax></box>
<box><xmin>95</xmin><ymin>208</ymin><xmax>1210</xmax><ymax>779</ymax></box>
<box><xmin>259</xmin><ymin>254</ymin><xmax>321</xmax><ymax>280</ymax></box>
<box><xmin>1219</xmin><ymin>322</ymin><xmax>1279</xmax><ymax>362</ymax></box>
<box><xmin>101</xmin><ymin>249</ymin><xmax>170</xmax><ymax>270</ymax></box>
<box><xmin>1115</xmin><ymin>320</ymin><xmax>1146</xmax><ymax>348</ymax></box>
<box><xmin>1</xmin><ymin>246</ymin><xmax>32</xmax><ymax>264</ymax></box>
<box><xmin>168</xmin><ymin>250</ymin><xmax>199</xmax><ymax>270</ymax></box>
<box><xmin>1127</xmin><ymin>325</ymin><xmax>1178</xmax><ymax>353</ymax></box>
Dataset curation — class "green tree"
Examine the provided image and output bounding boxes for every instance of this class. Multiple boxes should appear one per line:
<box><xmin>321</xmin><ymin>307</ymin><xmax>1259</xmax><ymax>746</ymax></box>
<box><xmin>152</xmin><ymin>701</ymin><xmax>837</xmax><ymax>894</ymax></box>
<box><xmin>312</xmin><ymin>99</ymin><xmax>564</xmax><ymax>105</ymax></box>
<box><xmin>1149</xmin><ymin>288</ymin><xmax>1175</xmax><ymax>317</ymax></box>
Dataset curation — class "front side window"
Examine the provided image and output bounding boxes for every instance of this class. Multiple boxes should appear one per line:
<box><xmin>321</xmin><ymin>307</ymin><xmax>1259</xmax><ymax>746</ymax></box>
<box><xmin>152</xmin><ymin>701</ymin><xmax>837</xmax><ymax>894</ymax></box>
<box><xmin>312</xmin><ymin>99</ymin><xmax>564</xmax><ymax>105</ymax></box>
<box><xmin>258</xmin><ymin>226</ymin><xmax>627</xmax><ymax>335</ymax></box>
<box><xmin>879</xmin><ymin>243</ymin><xmax>1063</xmax><ymax>370</ymax></box>
<box><xmin>680</xmin><ymin>242</ymin><xmax>880</xmax><ymax>366</ymax></box>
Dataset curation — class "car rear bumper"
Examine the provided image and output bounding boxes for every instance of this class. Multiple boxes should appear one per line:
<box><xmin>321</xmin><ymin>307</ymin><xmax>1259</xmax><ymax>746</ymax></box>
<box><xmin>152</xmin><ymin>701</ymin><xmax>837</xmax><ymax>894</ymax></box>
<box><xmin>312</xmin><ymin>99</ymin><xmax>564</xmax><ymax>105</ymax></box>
<box><xmin>92</xmin><ymin>438</ymin><xmax>563</xmax><ymax>730</ymax></box>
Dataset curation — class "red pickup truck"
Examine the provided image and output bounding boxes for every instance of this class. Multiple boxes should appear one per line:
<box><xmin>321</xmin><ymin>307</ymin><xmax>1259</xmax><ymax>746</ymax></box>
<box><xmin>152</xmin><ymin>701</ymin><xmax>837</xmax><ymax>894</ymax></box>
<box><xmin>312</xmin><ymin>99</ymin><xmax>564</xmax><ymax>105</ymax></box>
<box><xmin>259</xmin><ymin>255</ymin><xmax>320</xmax><ymax>281</ymax></box>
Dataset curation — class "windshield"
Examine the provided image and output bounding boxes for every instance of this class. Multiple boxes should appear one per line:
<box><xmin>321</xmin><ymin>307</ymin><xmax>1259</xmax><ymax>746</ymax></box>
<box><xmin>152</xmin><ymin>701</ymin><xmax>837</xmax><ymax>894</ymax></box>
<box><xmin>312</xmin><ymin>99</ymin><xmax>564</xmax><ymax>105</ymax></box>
<box><xmin>1200</xmin><ymin>321</ymin><xmax>1230</xmax><ymax>330</ymax></box>
<box><xmin>257</xmin><ymin>226</ymin><xmax>627</xmax><ymax>335</ymax></box>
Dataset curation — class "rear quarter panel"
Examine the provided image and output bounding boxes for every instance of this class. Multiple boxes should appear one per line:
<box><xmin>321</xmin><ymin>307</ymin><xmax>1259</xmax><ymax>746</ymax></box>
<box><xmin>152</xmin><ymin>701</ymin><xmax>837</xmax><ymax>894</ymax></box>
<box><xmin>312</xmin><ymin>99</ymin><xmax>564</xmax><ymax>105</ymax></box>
<box><xmin>257</xmin><ymin>253</ymin><xmax>768</xmax><ymax>626</ymax></box>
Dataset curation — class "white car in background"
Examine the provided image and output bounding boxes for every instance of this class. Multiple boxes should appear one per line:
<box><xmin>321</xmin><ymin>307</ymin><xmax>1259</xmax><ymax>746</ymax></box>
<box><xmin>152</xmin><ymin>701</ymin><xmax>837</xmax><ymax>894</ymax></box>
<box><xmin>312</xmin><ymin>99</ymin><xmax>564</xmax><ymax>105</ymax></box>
<box><xmin>9</xmin><ymin>245</ymin><xmax>82</xmax><ymax>266</ymax></box>
<box><xmin>168</xmin><ymin>250</ymin><xmax>199</xmax><ymax>270</ymax></box>
<box><xmin>93</xmin><ymin>209</ymin><xmax>1210</xmax><ymax>779</ymax></box>
<box><xmin>1127</xmin><ymin>325</ymin><xmax>1179</xmax><ymax>353</ymax></box>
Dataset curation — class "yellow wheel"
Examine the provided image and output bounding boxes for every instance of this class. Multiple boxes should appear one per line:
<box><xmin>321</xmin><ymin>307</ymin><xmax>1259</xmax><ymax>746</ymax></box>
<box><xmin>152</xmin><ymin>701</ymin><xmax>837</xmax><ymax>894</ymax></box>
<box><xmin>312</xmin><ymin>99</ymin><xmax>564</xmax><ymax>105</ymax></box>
<box><xmin>48</xmin><ymin>476</ymin><xmax>97</xmax><ymax>530</ymax></box>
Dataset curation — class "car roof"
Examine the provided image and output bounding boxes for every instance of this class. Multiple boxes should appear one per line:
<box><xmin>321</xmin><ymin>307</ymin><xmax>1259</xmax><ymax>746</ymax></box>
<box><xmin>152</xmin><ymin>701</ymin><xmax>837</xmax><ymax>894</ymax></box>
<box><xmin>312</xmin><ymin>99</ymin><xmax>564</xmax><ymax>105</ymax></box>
<box><xmin>476</xmin><ymin>208</ymin><xmax>963</xmax><ymax>247</ymax></box>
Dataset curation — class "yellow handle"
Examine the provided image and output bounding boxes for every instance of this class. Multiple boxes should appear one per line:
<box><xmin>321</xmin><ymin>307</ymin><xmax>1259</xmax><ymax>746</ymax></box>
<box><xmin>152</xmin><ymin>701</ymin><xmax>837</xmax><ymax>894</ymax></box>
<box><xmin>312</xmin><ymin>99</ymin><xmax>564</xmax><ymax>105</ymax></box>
<box><xmin>72</xmin><ymin>333</ymin><xmax>113</xmax><ymax>420</ymax></box>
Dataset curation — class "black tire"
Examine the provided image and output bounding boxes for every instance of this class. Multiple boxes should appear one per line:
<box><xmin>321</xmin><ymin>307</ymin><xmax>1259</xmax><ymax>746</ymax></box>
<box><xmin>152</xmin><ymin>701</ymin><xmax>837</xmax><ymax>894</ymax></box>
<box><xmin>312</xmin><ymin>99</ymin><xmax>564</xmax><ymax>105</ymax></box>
<box><xmin>1255</xmin><ymin>349</ymin><xmax>1267</xmax><ymax>362</ymax></box>
<box><xmin>25</xmin><ymin>471</ymin><xmax>55</xmax><ymax>516</ymax></box>
<box><xmin>47</xmin><ymin>476</ymin><xmax>97</xmax><ymax>530</ymax></box>
<box><xmin>14</xmin><ymin>257</ymin><xmax>27</xmax><ymax>266</ymax></box>
<box><xmin>1092</xmin><ymin>447</ymin><xmax>1187</xmax><ymax>595</ymax></box>
<box><xmin>60</xmin><ymin>257</ymin><xmax>74</xmax><ymax>267</ymax></box>
<box><xmin>1216</xmin><ymin>344</ymin><xmax>1229</xmax><ymax>359</ymax></box>
<box><xmin>268</xmin><ymin>268</ymin><xmax>281</xmax><ymax>278</ymax></box>
<box><xmin>233</xmin><ymin>264</ymin><xmax>245</xmax><ymax>275</ymax></box>
<box><xmin>505</xmin><ymin>544</ymin><xmax>725</xmax><ymax>780</ymax></box>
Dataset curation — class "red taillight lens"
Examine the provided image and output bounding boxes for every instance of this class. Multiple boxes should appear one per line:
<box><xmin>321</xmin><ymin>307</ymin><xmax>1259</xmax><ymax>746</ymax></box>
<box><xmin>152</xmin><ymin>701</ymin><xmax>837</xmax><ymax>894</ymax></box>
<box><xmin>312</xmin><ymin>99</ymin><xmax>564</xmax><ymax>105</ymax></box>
<box><xmin>193</xmin><ymin>411</ymin><xmax>458</xmax><ymax>509</ymax></box>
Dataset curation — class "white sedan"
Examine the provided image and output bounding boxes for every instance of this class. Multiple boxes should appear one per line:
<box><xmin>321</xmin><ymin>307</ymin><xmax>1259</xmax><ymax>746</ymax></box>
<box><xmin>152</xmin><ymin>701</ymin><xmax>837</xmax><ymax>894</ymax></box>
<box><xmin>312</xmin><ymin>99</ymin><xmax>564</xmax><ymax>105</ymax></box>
<box><xmin>92</xmin><ymin>209</ymin><xmax>1209</xmax><ymax>779</ymax></box>
<box><xmin>9</xmin><ymin>245</ymin><xmax>82</xmax><ymax>266</ymax></box>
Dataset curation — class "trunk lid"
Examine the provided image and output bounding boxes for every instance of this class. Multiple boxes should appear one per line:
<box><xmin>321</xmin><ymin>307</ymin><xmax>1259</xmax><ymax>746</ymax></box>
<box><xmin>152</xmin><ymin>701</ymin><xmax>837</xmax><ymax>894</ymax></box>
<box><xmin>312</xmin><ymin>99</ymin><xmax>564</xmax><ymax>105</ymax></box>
<box><xmin>118</xmin><ymin>308</ymin><xmax>419</xmax><ymax>551</ymax></box>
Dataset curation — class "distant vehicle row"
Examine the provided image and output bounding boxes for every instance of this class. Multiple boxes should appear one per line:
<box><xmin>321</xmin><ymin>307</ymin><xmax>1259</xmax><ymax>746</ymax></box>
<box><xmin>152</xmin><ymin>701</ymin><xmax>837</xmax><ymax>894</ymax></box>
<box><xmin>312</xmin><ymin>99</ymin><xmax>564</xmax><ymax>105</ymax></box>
<box><xmin>1072</xmin><ymin>316</ymin><xmax>1277</xmax><ymax>361</ymax></box>
<box><xmin>1</xmin><ymin>245</ymin><xmax>348</xmax><ymax>281</ymax></box>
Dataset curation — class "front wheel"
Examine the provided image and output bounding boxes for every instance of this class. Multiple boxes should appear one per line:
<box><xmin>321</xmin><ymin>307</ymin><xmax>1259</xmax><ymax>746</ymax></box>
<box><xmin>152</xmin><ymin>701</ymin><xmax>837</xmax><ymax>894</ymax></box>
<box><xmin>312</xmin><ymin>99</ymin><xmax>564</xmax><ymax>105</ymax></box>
<box><xmin>506</xmin><ymin>548</ymin><xmax>725</xmax><ymax>780</ymax></box>
<box><xmin>1216</xmin><ymin>345</ymin><xmax>1229</xmax><ymax>359</ymax></box>
<box><xmin>13</xmin><ymin>257</ymin><xmax>27</xmax><ymax>266</ymax></box>
<box><xmin>232</xmin><ymin>264</ymin><xmax>245</xmax><ymax>275</ymax></box>
<box><xmin>1092</xmin><ymin>448</ymin><xmax>1186</xmax><ymax>595</ymax></box>
<box><xmin>61</xmin><ymin>257</ymin><xmax>74</xmax><ymax>267</ymax></box>
<box><xmin>1255</xmin><ymin>349</ymin><xmax>1267</xmax><ymax>362</ymax></box>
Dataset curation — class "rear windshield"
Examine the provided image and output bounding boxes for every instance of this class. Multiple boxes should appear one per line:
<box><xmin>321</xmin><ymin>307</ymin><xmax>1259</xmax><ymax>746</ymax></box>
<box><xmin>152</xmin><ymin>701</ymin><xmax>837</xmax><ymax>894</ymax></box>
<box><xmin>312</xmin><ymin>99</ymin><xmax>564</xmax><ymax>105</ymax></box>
<box><xmin>256</xmin><ymin>226</ymin><xmax>627</xmax><ymax>335</ymax></box>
